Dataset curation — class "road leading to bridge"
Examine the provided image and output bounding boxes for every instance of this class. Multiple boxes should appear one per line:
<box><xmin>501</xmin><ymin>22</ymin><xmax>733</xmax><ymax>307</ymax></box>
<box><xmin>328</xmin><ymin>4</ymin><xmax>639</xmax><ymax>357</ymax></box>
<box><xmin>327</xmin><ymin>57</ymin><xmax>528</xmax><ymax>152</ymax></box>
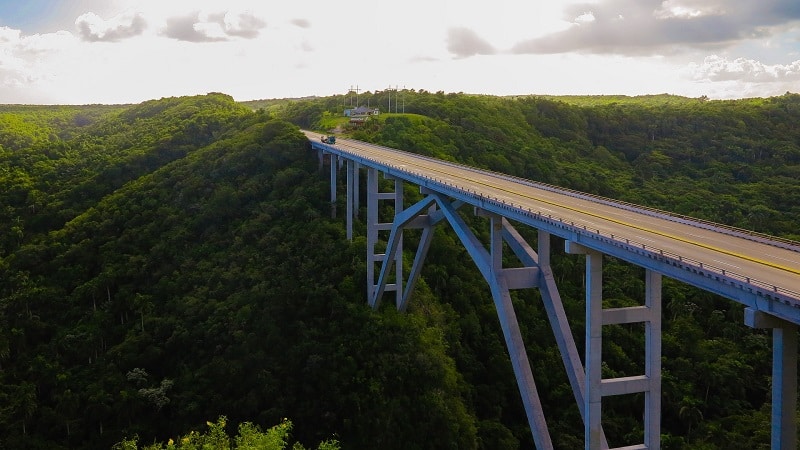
<box><xmin>303</xmin><ymin>130</ymin><xmax>800</xmax><ymax>302</ymax></box>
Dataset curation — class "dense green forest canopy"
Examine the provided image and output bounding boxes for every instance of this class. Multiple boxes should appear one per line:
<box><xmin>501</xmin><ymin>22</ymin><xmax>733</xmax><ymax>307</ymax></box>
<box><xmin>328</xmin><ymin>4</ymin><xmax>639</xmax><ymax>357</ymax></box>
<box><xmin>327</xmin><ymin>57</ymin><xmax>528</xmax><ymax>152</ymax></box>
<box><xmin>0</xmin><ymin>91</ymin><xmax>797</xmax><ymax>449</ymax></box>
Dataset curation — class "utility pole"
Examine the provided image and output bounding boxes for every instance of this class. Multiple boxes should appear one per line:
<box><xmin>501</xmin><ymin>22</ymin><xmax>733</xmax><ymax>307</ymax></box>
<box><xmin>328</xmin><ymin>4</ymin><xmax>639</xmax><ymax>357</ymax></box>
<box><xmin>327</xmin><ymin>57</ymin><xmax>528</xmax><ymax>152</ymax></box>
<box><xmin>388</xmin><ymin>85</ymin><xmax>391</xmax><ymax>113</ymax></box>
<box><xmin>349</xmin><ymin>85</ymin><xmax>361</xmax><ymax>107</ymax></box>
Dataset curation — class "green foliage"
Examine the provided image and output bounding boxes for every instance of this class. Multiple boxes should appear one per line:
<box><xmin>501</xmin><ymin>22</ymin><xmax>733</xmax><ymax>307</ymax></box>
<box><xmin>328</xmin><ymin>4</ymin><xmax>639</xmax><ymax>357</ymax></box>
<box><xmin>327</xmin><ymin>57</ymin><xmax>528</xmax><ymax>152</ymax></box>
<box><xmin>114</xmin><ymin>416</ymin><xmax>339</xmax><ymax>450</ymax></box>
<box><xmin>0</xmin><ymin>94</ymin><xmax>477</xmax><ymax>449</ymax></box>
<box><xmin>0</xmin><ymin>90</ymin><xmax>797</xmax><ymax>450</ymax></box>
<box><xmin>276</xmin><ymin>101</ymin><xmax>324</xmax><ymax>129</ymax></box>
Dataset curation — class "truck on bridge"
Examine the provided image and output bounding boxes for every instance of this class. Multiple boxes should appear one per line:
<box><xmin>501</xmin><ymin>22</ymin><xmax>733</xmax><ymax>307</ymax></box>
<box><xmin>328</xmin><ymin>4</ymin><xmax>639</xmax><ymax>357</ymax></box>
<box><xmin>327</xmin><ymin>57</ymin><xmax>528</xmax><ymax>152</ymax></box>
<box><xmin>320</xmin><ymin>135</ymin><xmax>336</xmax><ymax>144</ymax></box>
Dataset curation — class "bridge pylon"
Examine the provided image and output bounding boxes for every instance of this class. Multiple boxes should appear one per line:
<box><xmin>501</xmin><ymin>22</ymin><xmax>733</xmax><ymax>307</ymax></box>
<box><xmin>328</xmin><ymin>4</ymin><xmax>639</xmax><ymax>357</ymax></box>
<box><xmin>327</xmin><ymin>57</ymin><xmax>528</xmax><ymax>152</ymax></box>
<box><xmin>366</xmin><ymin>167</ymin><xmax>404</xmax><ymax>307</ymax></box>
<box><xmin>745</xmin><ymin>308</ymin><xmax>798</xmax><ymax>450</ymax></box>
<box><xmin>566</xmin><ymin>242</ymin><xmax>662</xmax><ymax>450</ymax></box>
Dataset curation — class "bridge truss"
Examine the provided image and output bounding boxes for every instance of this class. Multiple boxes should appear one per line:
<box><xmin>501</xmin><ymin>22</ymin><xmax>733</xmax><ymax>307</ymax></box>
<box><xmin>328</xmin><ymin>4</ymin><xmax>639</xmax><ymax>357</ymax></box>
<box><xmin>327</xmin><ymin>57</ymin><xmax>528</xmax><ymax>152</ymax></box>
<box><xmin>311</xmin><ymin>133</ymin><xmax>799</xmax><ymax>450</ymax></box>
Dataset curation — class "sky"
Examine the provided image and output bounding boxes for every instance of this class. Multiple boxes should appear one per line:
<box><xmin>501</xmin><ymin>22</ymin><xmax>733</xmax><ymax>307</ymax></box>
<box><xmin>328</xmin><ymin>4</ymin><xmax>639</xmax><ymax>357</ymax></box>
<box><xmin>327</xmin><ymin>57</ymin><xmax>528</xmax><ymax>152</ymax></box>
<box><xmin>0</xmin><ymin>0</ymin><xmax>799</xmax><ymax>104</ymax></box>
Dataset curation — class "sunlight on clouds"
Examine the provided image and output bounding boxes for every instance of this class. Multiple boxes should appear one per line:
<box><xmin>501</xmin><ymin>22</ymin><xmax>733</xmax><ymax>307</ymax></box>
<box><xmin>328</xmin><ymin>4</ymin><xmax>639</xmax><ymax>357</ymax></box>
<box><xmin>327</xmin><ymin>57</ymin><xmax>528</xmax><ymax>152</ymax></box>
<box><xmin>15</xmin><ymin>30</ymin><xmax>75</xmax><ymax>56</ymax></box>
<box><xmin>689</xmin><ymin>55</ymin><xmax>800</xmax><ymax>82</ymax></box>
<box><xmin>222</xmin><ymin>11</ymin><xmax>266</xmax><ymax>38</ymax></box>
<box><xmin>0</xmin><ymin>27</ymin><xmax>22</xmax><ymax>43</ymax></box>
<box><xmin>682</xmin><ymin>55</ymin><xmax>800</xmax><ymax>98</ymax></box>
<box><xmin>191</xmin><ymin>15</ymin><xmax>228</xmax><ymax>41</ymax></box>
<box><xmin>0</xmin><ymin>27</ymin><xmax>76</xmax><ymax>76</ymax></box>
<box><xmin>573</xmin><ymin>12</ymin><xmax>596</xmax><ymax>25</ymax></box>
<box><xmin>653</xmin><ymin>0</ymin><xmax>726</xmax><ymax>19</ymax></box>
<box><xmin>0</xmin><ymin>26</ymin><xmax>80</xmax><ymax>102</ymax></box>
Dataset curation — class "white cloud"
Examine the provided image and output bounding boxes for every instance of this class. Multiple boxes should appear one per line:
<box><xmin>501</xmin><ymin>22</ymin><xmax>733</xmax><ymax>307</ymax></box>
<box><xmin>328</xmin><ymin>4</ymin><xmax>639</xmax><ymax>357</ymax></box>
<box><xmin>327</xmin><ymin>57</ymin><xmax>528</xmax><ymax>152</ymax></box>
<box><xmin>0</xmin><ymin>27</ymin><xmax>77</xmax><ymax>73</ymax></box>
<box><xmin>446</xmin><ymin>28</ymin><xmax>496</xmax><ymax>59</ymax></box>
<box><xmin>291</xmin><ymin>19</ymin><xmax>311</xmax><ymax>29</ymax></box>
<box><xmin>163</xmin><ymin>12</ymin><xmax>225</xmax><ymax>42</ymax></box>
<box><xmin>0</xmin><ymin>26</ymin><xmax>80</xmax><ymax>102</ymax></box>
<box><xmin>654</xmin><ymin>0</ymin><xmax>725</xmax><ymax>20</ymax></box>
<box><xmin>689</xmin><ymin>55</ymin><xmax>800</xmax><ymax>82</ymax></box>
<box><xmin>574</xmin><ymin>12</ymin><xmax>596</xmax><ymax>24</ymax></box>
<box><xmin>223</xmin><ymin>11</ymin><xmax>266</xmax><ymax>38</ymax></box>
<box><xmin>162</xmin><ymin>10</ymin><xmax>266</xmax><ymax>42</ymax></box>
<box><xmin>75</xmin><ymin>11</ymin><xmax>147</xmax><ymax>42</ymax></box>
<box><xmin>683</xmin><ymin>55</ymin><xmax>800</xmax><ymax>98</ymax></box>
<box><xmin>0</xmin><ymin>27</ymin><xmax>22</xmax><ymax>43</ymax></box>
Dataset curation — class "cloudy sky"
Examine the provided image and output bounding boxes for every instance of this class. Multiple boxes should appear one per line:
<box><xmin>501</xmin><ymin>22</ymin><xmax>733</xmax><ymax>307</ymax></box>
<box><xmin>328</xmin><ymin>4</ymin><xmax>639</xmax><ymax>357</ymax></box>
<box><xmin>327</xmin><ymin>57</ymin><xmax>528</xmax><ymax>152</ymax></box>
<box><xmin>1</xmin><ymin>0</ymin><xmax>799</xmax><ymax>104</ymax></box>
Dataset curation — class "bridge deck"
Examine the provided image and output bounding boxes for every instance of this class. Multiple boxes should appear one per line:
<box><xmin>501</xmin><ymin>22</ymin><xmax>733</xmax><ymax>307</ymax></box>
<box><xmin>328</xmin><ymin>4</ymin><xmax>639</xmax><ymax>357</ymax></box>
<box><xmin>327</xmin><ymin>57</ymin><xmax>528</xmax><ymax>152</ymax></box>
<box><xmin>304</xmin><ymin>130</ymin><xmax>800</xmax><ymax>310</ymax></box>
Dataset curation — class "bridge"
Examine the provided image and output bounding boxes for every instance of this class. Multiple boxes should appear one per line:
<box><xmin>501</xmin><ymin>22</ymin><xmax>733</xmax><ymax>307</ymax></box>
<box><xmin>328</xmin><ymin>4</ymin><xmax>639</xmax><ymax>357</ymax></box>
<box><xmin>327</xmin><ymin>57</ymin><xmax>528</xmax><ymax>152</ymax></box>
<box><xmin>304</xmin><ymin>130</ymin><xmax>800</xmax><ymax>450</ymax></box>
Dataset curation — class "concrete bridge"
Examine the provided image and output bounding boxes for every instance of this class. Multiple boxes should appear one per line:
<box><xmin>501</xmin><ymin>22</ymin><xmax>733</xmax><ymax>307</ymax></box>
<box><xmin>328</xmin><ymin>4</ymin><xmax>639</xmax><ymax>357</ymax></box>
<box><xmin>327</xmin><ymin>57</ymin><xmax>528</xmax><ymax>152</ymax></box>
<box><xmin>305</xmin><ymin>130</ymin><xmax>800</xmax><ymax>450</ymax></box>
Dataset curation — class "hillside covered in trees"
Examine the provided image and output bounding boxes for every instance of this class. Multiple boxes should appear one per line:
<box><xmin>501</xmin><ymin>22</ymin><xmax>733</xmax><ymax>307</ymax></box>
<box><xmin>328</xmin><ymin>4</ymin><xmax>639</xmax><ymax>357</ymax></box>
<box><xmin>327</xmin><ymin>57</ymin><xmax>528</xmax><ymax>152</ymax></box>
<box><xmin>0</xmin><ymin>91</ymin><xmax>798</xmax><ymax>449</ymax></box>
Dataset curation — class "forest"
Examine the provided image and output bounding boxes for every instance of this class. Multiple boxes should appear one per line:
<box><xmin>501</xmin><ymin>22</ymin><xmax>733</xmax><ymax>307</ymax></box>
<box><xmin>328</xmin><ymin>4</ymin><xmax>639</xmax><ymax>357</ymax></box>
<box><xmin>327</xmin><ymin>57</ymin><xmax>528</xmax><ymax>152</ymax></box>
<box><xmin>0</xmin><ymin>91</ymin><xmax>799</xmax><ymax>449</ymax></box>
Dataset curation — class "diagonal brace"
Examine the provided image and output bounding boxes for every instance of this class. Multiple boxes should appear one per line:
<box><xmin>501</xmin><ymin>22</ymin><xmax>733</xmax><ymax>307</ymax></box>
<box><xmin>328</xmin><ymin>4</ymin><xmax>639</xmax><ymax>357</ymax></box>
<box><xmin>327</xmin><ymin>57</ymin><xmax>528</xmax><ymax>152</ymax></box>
<box><xmin>374</xmin><ymin>195</ymin><xmax>556</xmax><ymax>448</ymax></box>
<box><xmin>398</xmin><ymin>223</ymin><xmax>434</xmax><ymax>312</ymax></box>
<box><xmin>504</xmin><ymin>225</ymin><xmax>610</xmax><ymax>449</ymax></box>
<box><xmin>371</xmin><ymin>195</ymin><xmax>437</xmax><ymax>308</ymax></box>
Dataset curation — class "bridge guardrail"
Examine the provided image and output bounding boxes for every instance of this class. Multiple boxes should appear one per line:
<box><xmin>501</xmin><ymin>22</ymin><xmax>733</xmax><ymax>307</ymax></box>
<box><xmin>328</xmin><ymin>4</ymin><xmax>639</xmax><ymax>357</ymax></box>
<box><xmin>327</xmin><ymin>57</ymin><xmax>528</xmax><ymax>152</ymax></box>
<box><xmin>313</xmin><ymin>138</ymin><xmax>800</xmax><ymax>307</ymax></box>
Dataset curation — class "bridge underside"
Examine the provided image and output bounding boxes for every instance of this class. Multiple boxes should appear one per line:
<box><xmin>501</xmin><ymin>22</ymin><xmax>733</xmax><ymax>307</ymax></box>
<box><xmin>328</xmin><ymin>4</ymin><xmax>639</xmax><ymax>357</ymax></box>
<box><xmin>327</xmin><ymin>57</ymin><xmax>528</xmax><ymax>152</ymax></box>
<box><xmin>320</xmin><ymin>149</ymin><xmax>798</xmax><ymax>450</ymax></box>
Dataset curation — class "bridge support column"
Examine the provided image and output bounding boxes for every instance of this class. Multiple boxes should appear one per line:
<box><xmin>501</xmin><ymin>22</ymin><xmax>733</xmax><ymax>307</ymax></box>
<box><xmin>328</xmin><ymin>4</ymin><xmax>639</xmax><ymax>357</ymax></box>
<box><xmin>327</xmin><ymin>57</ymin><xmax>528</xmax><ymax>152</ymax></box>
<box><xmin>346</xmin><ymin>160</ymin><xmax>354</xmax><ymax>241</ymax></box>
<box><xmin>644</xmin><ymin>270</ymin><xmax>662</xmax><ymax>450</ymax></box>
<box><xmin>533</xmin><ymin>232</ymin><xmax>611</xmax><ymax>449</ymax></box>
<box><xmin>575</xmin><ymin>244</ymin><xmax>604</xmax><ymax>450</ymax></box>
<box><xmin>330</xmin><ymin>155</ymin><xmax>359</xmax><ymax>241</ymax></box>
<box><xmin>329</xmin><ymin>154</ymin><xmax>337</xmax><ymax>219</ymax></box>
<box><xmin>366</xmin><ymin>168</ymin><xmax>377</xmax><ymax>302</ymax></box>
<box><xmin>366</xmin><ymin>168</ymin><xmax>403</xmax><ymax>307</ymax></box>
<box><xmin>567</xmin><ymin>242</ymin><xmax>662</xmax><ymax>450</ymax></box>
<box><xmin>745</xmin><ymin>308</ymin><xmax>798</xmax><ymax>450</ymax></box>
<box><xmin>353</xmin><ymin>162</ymin><xmax>360</xmax><ymax>216</ymax></box>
